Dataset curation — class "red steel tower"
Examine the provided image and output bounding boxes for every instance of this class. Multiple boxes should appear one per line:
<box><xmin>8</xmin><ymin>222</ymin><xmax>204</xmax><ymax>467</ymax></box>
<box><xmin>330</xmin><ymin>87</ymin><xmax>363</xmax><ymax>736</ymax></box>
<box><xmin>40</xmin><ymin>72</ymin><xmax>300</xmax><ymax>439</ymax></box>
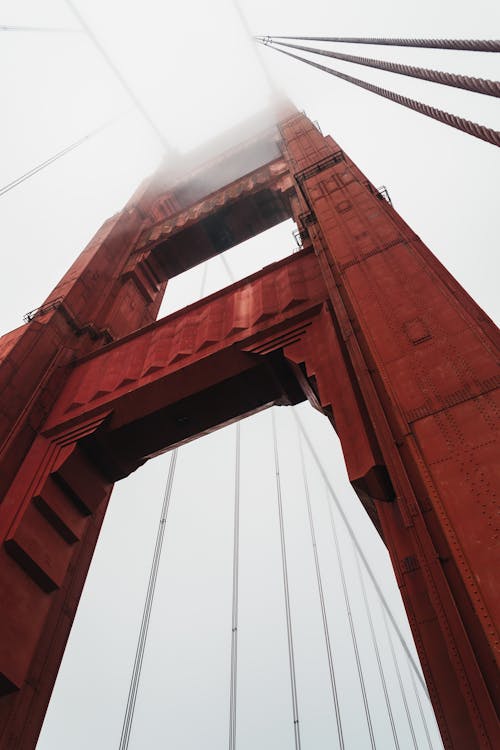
<box><xmin>0</xmin><ymin>108</ymin><xmax>498</xmax><ymax>749</ymax></box>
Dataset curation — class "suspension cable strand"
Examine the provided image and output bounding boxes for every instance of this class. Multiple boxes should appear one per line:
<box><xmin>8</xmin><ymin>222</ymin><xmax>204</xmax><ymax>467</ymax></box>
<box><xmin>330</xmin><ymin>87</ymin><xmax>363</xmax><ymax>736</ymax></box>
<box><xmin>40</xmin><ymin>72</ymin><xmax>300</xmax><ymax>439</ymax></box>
<box><xmin>119</xmin><ymin>449</ymin><xmax>178</xmax><ymax>750</ymax></box>
<box><xmin>65</xmin><ymin>0</ymin><xmax>173</xmax><ymax>153</ymax></box>
<box><xmin>292</xmin><ymin>411</ymin><xmax>429</xmax><ymax>696</ymax></box>
<box><xmin>0</xmin><ymin>25</ymin><xmax>81</xmax><ymax>32</ymax></box>
<box><xmin>407</xmin><ymin>653</ymin><xmax>435</xmax><ymax>750</ymax></box>
<box><xmin>220</xmin><ymin>252</ymin><xmax>240</xmax><ymax>750</ymax></box>
<box><xmin>0</xmin><ymin>116</ymin><xmax>124</xmax><ymax>198</ymax></box>
<box><xmin>257</xmin><ymin>35</ymin><xmax>500</xmax><ymax>53</ymax></box>
<box><xmin>382</xmin><ymin>607</ymin><xmax>419</xmax><ymax>750</ymax></box>
<box><xmin>228</xmin><ymin>422</ymin><xmax>241</xmax><ymax>750</ymax></box>
<box><xmin>220</xmin><ymin>253</ymin><xmax>236</xmax><ymax>284</ymax></box>
<box><xmin>268</xmin><ymin>39</ymin><xmax>500</xmax><ymax>98</ymax></box>
<box><xmin>324</xmin><ymin>483</ymin><xmax>376</xmax><ymax>749</ymax></box>
<box><xmin>297</xmin><ymin>426</ymin><xmax>345</xmax><ymax>749</ymax></box>
<box><xmin>258</xmin><ymin>44</ymin><xmax>500</xmax><ymax>148</ymax></box>
<box><xmin>199</xmin><ymin>262</ymin><xmax>208</xmax><ymax>299</ymax></box>
<box><xmin>272</xmin><ymin>410</ymin><xmax>302</xmax><ymax>750</ymax></box>
<box><xmin>354</xmin><ymin>548</ymin><xmax>400</xmax><ymax>750</ymax></box>
<box><xmin>232</xmin><ymin>1</ymin><xmax>280</xmax><ymax>97</ymax></box>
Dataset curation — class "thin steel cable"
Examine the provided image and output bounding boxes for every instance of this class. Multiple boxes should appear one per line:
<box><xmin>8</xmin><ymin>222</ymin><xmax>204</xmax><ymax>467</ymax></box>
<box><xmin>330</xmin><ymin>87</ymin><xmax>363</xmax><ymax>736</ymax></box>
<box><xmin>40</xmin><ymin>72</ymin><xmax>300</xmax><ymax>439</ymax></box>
<box><xmin>0</xmin><ymin>25</ymin><xmax>81</xmax><ymax>32</ymax></box>
<box><xmin>269</xmin><ymin>39</ymin><xmax>500</xmax><ymax>98</ymax></box>
<box><xmin>354</xmin><ymin>548</ymin><xmax>400</xmax><ymax>750</ymax></box>
<box><xmin>382</xmin><ymin>607</ymin><xmax>419</xmax><ymax>750</ymax></box>
<box><xmin>258</xmin><ymin>36</ymin><xmax>500</xmax><ymax>53</ymax></box>
<box><xmin>407</xmin><ymin>654</ymin><xmax>435</xmax><ymax>750</ymax></box>
<box><xmin>228</xmin><ymin>422</ymin><xmax>241</xmax><ymax>750</ymax></box>
<box><xmin>259</xmin><ymin>43</ymin><xmax>500</xmax><ymax>148</ymax></box>
<box><xmin>272</xmin><ymin>410</ymin><xmax>302</xmax><ymax>750</ymax></box>
<box><xmin>232</xmin><ymin>1</ymin><xmax>279</xmax><ymax>97</ymax></box>
<box><xmin>292</xmin><ymin>410</ymin><xmax>428</xmax><ymax>696</ymax></box>
<box><xmin>297</xmin><ymin>426</ymin><xmax>344</xmax><ymax>749</ymax></box>
<box><xmin>0</xmin><ymin>115</ymin><xmax>124</xmax><ymax>198</ymax></box>
<box><xmin>324</xmin><ymin>483</ymin><xmax>376</xmax><ymax>749</ymax></box>
<box><xmin>199</xmin><ymin>262</ymin><xmax>209</xmax><ymax>299</ymax></box>
<box><xmin>119</xmin><ymin>449</ymin><xmax>178</xmax><ymax>750</ymax></box>
<box><xmin>220</xmin><ymin>251</ymin><xmax>241</xmax><ymax>750</ymax></box>
<box><xmin>220</xmin><ymin>253</ymin><xmax>236</xmax><ymax>284</ymax></box>
<box><xmin>65</xmin><ymin>1</ymin><xmax>173</xmax><ymax>153</ymax></box>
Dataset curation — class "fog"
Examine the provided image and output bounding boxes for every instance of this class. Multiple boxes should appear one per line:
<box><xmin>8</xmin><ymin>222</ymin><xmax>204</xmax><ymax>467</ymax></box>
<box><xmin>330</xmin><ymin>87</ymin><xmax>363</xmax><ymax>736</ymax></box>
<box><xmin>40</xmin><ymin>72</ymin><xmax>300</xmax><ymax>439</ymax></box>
<box><xmin>2</xmin><ymin>0</ymin><xmax>499</xmax><ymax>748</ymax></box>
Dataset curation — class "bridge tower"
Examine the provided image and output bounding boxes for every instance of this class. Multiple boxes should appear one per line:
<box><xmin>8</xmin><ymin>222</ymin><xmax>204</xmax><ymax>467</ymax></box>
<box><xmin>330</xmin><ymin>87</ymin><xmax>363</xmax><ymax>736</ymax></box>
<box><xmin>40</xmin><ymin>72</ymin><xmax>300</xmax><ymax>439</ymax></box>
<box><xmin>0</xmin><ymin>109</ymin><xmax>498</xmax><ymax>749</ymax></box>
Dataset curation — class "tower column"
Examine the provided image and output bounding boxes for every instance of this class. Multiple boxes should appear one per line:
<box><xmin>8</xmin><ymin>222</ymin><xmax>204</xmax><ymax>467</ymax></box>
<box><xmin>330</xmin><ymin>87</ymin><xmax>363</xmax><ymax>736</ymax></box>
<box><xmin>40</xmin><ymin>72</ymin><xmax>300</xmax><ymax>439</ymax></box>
<box><xmin>280</xmin><ymin>112</ymin><xmax>499</xmax><ymax>748</ymax></box>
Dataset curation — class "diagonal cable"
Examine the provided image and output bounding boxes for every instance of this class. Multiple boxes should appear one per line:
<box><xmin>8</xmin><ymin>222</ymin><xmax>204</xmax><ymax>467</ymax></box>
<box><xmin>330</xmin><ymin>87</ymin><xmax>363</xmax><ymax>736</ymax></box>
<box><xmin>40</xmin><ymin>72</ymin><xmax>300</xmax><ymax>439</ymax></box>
<box><xmin>65</xmin><ymin>1</ymin><xmax>174</xmax><ymax>153</ymax></box>
<box><xmin>268</xmin><ymin>39</ymin><xmax>500</xmax><ymax>98</ymax></box>
<box><xmin>232</xmin><ymin>1</ymin><xmax>280</xmax><ymax>97</ymax></box>
<box><xmin>0</xmin><ymin>115</ymin><xmax>125</xmax><ymax>198</ymax></box>
<box><xmin>118</xmin><ymin>449</ymin><xmax>178</xmax><ymax>750</ymax></box>
<box><xmin>292</xmin><ymin>410</ymin><xmax>429</xmax><ymax>696</ymax></box>
<box><xmin>297</xmin><ymin>425</ymin><xmax>344</xmax><ymax>749</ymax></box>
<box><xmin>354</xmin><ymin>547</ymin><xmax>400</xmax><ymax>750</ymax></box>
<box><xmin>258</xmin><ymin>43</ymin><xmax>500</xmax><ymax>148</ymax></box>
<box><xmin>407</xmin><ymin>654</ymin><xmax>435</xmax><ymax>749</ymax></box>
<box><xmin>382</xmin><ymin>607</ymin><xmax>419</xmax><ymax>750</ymax></box>
<box><xmin>257</xmin><ymin>36</ymin><xmax>500</xmax><ymax>53</ymax></box>
<box><xmin>323</xmin><ymin>482</ymin><xmax>376</xmax><ymax>749</ymax></box>
<box><xmin>0</xmin><ymin>25</ymin><xmax>81</xmax><ymax>32</ymax></box>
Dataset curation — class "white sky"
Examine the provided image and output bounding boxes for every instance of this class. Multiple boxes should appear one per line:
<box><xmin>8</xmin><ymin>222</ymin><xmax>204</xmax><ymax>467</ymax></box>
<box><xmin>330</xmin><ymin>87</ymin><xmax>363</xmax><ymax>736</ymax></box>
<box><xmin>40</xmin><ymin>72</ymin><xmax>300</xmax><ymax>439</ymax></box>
<box><xmin>2</xmin><ymin>0</ymin><xmax>499</xmax><ymax>748</ymax></box>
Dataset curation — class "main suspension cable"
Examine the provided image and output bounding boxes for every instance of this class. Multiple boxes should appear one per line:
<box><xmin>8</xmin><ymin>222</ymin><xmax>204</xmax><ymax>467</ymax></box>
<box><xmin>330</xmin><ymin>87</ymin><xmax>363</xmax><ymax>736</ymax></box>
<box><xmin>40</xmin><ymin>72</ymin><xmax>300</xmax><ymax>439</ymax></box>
<box><xmin>257</xmin><ymin>36</ymin><xmax>500</xmax><ymax>53</ymax></box>
<box><xmin>65</xmin><ymin>1</ymin><xmax>173</xmax><ymax>153</ymax></box>
<box><xmin>272</xmin><ymin>410</ymin><xmax>302</xmax><ymax>750</ymax></box>
<box><xmin>268</xmin><ymin>39</ymin><xmax>500</xmax><ymax>98</ymax></box>
<box><xmin>297</xmin><ymin>426</ymin><xmax>344</xmax><ymax>749</ymax></box>
<box><xmin>258</xmin><ymin>43</ymin><xmax>500</xmax><ymax>148</ymax></box>
<box><xmin>119</xmin><ymin>449</ymin><xmax>178</xmax><ymax>750</ymax></box>
<box><xmin>382</xmin><ymin>607</ymin><xmax>419</xmax><ymax>750</ymax></box>
<box><xmin>354</xmin><ymin>548</ymin><xmax>400</xmax><ymax>750</ymax></box>
<box><xmin>292</xmin><ymin>411</ymin><xmax>428</xmax><ymax>696</ymax></box>
<box><xmin>324</xmin><ymin>483</ymin><xmax>376</xmax><ymax>749</ymax></box>
<box><xmin>0</xmin><ymin>115</ymin><xmax>124</xmax><ymax>198</ymax></box>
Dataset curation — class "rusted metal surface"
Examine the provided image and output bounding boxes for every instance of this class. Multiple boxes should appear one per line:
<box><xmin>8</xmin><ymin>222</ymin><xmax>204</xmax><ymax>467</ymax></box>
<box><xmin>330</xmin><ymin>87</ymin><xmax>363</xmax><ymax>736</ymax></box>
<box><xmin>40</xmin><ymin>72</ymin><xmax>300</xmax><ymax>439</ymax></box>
<box><xmin>0</xmin><ymin>110</ymin><xmax>498</xmax><ymax>749</ymax></box>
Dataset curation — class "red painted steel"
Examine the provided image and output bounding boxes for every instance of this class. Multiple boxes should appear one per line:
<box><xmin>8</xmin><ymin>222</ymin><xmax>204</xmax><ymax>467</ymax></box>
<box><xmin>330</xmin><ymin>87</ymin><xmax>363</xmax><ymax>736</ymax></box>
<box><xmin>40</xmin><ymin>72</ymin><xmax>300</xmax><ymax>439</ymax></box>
<box><xmin>0</xmin><ymin>111</ymin><xmax>498</xmax><ymax>749</ymax></box>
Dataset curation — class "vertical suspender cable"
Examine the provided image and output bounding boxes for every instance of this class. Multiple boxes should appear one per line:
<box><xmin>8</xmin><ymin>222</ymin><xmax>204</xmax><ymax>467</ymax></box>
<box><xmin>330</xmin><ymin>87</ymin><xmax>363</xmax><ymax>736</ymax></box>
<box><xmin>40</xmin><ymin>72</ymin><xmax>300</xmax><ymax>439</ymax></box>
<box><xmin>228</xmin><ymin>423</ymin><xmax>241</xmax><ymax>750</ymax></box>
<box><xmin>293</xmin><ymin>410</ymin><xmax>428</xmax><ymax>696</ymax></box>
<box><xmin>119</xmin><ymin>449</ymin><xmax>178</xmax><ymax>750</ymax></box>
<box><xmin>119</xmin><ymin>262</ymin><xmax>208</xmax><ymax>748</ymax></box>
<box><xmin>407</xmin><ymin>655</ymin><xmax>435</xmax><ymax>750</ymax></box>
<box><xmin>272</xmin><ymin>410</ymin><xmax>302</xmax><ymax>750</ymax></box>
<box><xmin>199</xmin><ymin>262</ymin><xmax>209</xmax><ymax>299</ymax></box>
<box><xmin>354</xmin><ymin>549</ymin><xmax>400</xmax><ymax>750</ymax></box>
<box><xmin>382</xmin><ymin>608</ymin><xmax>419</xmax><ymax>750</ymax></box>
<box><xmin>324</xmin><ymin>482</ymin><xmax>377</xmax><ymax>750</ymax></box>
<box><xmin>219</xmin><ymin>253</ymin><xmax>241</xmax><ymax>750</ymax></box>
<box><xmin>297</xmin><ymin>428</ymin><xmax>344</xmax><ymax>750</ymax></box>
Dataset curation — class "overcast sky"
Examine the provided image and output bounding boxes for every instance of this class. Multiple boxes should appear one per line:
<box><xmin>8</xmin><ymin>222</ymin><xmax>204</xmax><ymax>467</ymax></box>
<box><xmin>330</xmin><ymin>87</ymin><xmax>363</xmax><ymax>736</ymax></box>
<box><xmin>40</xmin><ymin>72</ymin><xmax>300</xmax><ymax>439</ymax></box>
<box><xmin>2</xmin><ymin>1</ymin><xmax>499</xmax><ymax>748</ymax></box>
